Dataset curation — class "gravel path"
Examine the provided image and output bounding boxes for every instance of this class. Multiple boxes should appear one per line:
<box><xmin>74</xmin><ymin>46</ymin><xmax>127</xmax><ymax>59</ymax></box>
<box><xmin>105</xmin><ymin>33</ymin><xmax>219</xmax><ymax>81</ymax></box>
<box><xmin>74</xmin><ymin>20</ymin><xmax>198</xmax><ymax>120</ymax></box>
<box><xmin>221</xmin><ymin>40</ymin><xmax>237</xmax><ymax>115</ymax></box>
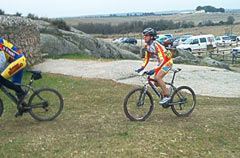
<box><xmin>33</xmin><ymin>59</ymin><xmax>240</xmax><ymax>98</ymax></box>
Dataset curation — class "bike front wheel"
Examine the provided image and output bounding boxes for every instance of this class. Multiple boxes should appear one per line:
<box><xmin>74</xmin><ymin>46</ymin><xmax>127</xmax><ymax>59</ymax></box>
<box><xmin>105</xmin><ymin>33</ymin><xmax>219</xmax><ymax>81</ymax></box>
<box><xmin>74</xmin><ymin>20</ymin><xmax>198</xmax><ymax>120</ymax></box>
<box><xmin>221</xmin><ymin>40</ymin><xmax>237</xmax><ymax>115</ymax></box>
<box><xmin>123</xmin><ymin>88</ymin><xmax>154</xmax><ymax>121</ymax></box>
<box><xmin>0</xmin><ymin>99</ymin><xmax>3</xmax><ymax>118</ymax></box>
<box><xmin>28</xmin><ymin>88</ymin><xmax>64</xmax><ymax>121</ymax></box>
<box><xmin>170</xmin><ymin>86</ymin><xmax>196</xmax><ymax>117</ymax></box>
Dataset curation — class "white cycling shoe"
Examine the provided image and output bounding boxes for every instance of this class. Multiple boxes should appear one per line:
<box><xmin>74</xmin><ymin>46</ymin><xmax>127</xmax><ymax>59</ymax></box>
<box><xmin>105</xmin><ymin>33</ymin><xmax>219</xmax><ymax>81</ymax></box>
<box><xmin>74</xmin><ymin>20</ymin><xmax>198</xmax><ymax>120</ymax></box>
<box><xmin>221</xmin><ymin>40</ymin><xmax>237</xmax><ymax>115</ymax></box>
<box><xmin>159</xmin><ymin>97</ymin><xmax>171</xmax><ymax>104</ymax></box>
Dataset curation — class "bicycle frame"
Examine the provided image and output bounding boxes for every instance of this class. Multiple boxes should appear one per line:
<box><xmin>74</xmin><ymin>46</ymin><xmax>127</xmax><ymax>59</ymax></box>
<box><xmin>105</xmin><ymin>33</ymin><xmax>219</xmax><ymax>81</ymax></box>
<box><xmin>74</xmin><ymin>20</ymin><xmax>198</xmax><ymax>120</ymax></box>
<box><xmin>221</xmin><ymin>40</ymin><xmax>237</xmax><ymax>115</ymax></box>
<box><xmin>142</xmin><ymin>70</ymin><xmax>178</xmax><ymax>98</ymax></box>
<box><xmin>0</xmin><ymin>74</ymin><xmax>39</xmax><ymax>107</ymax></box>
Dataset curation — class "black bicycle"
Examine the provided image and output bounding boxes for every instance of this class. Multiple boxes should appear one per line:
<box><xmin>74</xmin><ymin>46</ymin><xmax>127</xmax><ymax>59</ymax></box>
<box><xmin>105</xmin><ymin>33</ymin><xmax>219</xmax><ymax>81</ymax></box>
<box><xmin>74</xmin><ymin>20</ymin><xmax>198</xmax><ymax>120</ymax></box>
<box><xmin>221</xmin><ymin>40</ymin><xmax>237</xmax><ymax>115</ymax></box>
<box><xmin>123</xmin><ymin>68</ymin><xmax>196</xmax><ymax>121</ymax></box>
<box><xmin>0</xmin><ymin>70</ymin><xmax>64</xmax><ymax>121</ymax></box>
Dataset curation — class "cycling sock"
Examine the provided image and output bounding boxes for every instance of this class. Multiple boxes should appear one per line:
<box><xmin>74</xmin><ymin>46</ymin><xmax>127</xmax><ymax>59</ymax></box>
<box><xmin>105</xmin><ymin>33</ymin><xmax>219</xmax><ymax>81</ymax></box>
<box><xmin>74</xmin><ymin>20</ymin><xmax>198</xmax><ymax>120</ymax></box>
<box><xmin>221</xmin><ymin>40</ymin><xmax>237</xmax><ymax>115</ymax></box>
<box><xmin>164</xmin><ymin>95</ymin><xmax>170</xmax><ymax>98</ymax></box>
<box><xmin>0</xmin><ymin>76</ymin><xmax>24</xmax><ymax>93</ymax></box>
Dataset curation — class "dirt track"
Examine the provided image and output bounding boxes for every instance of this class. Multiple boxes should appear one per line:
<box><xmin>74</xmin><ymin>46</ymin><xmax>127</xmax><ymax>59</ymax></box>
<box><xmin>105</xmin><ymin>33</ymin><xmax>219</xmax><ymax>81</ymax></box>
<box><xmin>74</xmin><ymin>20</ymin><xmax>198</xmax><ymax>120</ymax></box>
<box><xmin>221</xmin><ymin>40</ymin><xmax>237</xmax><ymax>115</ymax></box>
<box><xmin>33</xmin><ymin>59</ymin><xmax>240</xmax><ymax>98</ymax></box>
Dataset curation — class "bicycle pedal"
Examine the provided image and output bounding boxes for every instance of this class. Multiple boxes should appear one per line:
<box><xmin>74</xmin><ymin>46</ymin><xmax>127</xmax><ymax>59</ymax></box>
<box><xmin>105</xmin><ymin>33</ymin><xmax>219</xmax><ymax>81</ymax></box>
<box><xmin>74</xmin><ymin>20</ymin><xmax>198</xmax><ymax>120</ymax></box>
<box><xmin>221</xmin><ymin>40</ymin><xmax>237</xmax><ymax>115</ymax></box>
<box><xmin>162</xmin><ymin>104</ymin><xmax>170</xmax><ymax>109</ymax></box>
<box><xmin>15</xmin><ymin>111</ymin><xmax>23</xmax><ymax>118</ymax></box>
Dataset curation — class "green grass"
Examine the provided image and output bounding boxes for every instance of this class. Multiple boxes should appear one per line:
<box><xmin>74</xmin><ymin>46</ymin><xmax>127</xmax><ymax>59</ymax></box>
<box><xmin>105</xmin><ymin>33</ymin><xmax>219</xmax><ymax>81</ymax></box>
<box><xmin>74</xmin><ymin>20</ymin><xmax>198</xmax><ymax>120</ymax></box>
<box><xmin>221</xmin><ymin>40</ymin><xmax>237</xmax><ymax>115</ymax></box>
<box><xmin>0</xmin><ymin>73</ymin><xmax>240</xmax><ymax>158</ymax></box>
<box><xmin>43</xmin><ymin>53</ymin><xmax>98</xmax><ymax>60</ymax></box>
<box><xmin>43</xmin><ymin>53</ymin><xmax>120</xmax><ymax>62</ymax></box>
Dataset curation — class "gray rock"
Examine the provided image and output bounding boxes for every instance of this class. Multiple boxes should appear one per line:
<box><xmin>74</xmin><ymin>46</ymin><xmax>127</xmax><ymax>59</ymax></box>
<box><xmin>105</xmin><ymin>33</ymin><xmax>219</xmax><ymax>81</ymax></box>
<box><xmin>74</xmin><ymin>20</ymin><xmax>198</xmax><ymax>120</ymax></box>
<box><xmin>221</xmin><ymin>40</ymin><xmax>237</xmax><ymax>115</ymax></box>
<box><xmin>115</xmin><ymin>43</ymin><xmax>141</xmax><ymax>55</ymax></box>
<box><xmin>0</xmin><ymin>15</ymin><xmax>41</xmax><ymax>65</ymax></box>
<box><xmin>36</xmin><ymin>19</ymin><xmax>139</xmax><ymax>60</ymax></box>
<box><xmin>201</xmin><ymin>57</ymin><xmax>230</xmax><ymax>70</ymax></box>
<box><xmin>176</xmin><ymin>49</ymin><xmax>198</xmax><ymax>61</ymax></box>
<box><xmin>173</xmin><ymin>49</ymin><xmax>199</xmax><ymax>64</ymax></box>
<box><xmin>40</xmin><ymin>34</ymin><xmax>80</xmax><ymax>55</ymax></box>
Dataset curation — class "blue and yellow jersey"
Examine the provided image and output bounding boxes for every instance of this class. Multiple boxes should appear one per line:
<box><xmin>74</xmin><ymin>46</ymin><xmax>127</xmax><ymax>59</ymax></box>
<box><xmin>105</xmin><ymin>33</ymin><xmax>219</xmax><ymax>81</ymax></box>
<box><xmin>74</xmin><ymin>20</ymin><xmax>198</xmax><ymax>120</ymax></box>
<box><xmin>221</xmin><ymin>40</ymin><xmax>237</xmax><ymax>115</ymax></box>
<box><xmin>0</xmin><ymin>38</ymin><xmax>23</xmax><ymax>63</ymax></box>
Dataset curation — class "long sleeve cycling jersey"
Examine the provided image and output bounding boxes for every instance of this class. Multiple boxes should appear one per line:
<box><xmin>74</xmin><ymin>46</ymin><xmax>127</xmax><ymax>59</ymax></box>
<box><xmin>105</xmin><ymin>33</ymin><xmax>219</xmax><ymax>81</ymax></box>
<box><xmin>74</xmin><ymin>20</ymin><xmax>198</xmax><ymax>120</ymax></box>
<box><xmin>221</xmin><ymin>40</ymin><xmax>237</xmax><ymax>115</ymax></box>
<box><xmin>142</xmin><ymin>40</ymin><xmax>173</xmax><ymax>71</ymax></box>
<box><xmin>0</xmin><ymin>38</ymin><xmax>24</xmax><ymax>63</ymax></box>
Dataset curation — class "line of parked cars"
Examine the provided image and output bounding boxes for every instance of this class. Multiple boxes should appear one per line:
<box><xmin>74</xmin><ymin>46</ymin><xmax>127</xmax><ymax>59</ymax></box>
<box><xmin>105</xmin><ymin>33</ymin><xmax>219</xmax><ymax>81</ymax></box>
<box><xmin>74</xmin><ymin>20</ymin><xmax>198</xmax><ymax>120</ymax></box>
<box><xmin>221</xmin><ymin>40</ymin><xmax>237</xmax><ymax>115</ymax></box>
<box><xmin>113</xmin><ymin>37</ymin><xmax>137</xmax><ymax>45</ymax></box>
<box><xmin>112</xmin><ymin>33</ymin><xmax>240</xmax><ymax>54</ymax></box>
<box><xmin>156</xmin><ymin>33</ymin><xmax>240</xmax><ymax>54</ymax></box>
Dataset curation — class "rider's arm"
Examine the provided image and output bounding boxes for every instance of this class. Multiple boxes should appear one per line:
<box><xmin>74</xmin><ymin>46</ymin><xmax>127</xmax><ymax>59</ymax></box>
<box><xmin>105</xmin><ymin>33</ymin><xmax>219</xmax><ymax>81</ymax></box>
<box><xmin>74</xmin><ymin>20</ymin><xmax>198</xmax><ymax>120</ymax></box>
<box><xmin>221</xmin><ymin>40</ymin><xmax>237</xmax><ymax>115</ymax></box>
<box><xmin>141</xmin><ymin>51</ymin><xmax>150</xmax><ymax>69</ymax></box>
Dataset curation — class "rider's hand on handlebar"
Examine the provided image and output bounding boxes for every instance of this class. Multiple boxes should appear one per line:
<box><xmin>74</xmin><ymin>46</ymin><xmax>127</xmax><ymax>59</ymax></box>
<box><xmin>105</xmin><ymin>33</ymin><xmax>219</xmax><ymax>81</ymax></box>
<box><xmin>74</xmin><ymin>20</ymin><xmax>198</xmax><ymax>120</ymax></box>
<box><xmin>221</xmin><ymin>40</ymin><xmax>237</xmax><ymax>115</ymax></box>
<box><xmin>135</xmin><ymin>67</ymin><xmax>144</xmax><ymax>73</ymax></box>
<box><xmin>145</xmin><ymin>70</ymin><xmax>155</xmax><ymax>76</ymax></box>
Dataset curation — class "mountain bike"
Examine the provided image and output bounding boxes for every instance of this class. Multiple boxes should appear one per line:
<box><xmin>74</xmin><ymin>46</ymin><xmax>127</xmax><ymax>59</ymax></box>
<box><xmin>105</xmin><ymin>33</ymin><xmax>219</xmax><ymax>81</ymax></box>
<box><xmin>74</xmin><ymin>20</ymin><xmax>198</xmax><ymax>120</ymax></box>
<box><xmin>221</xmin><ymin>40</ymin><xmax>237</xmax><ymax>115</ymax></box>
<box><xmin>0</xmin><ymin>70</ymin><xmax>64</xmax><ymax>121</ymax></box>
<box><xmin>123</xmin><ymin>68</ymin><xmax>196</xmax><ymax>121</ymax></box>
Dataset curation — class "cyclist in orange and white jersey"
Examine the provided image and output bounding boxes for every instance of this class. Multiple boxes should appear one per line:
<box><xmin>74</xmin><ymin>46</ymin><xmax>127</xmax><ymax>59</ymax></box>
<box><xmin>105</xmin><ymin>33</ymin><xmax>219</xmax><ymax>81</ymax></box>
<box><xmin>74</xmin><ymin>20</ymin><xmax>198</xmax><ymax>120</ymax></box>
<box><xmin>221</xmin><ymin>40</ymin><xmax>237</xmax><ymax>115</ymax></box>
<box><xmin>136</xmin><ymin>28</ymin><xmax>173</xmax><ymax>104</ymax></box>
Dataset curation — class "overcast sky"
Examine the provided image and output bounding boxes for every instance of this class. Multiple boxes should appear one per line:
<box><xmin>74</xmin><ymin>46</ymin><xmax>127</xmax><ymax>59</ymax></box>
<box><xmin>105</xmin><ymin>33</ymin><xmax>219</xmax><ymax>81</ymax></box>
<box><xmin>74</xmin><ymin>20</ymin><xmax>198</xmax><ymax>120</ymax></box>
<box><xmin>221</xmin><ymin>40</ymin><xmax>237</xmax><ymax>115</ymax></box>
<box><xmin>1</xmin><ymin>0</ymin><xmax>240</xmax><ymax>18</ymax></box>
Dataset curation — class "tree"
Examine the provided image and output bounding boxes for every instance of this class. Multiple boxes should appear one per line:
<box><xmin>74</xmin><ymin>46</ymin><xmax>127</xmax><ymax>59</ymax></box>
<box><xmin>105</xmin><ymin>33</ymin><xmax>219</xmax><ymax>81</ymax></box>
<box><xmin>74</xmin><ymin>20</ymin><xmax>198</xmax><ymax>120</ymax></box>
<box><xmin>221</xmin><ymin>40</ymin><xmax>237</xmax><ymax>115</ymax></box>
<box><xmin>196</xmin><ymin>5</ymin><xmax>225</xmax><ymax>13</ymax></box>
<box><xmin>51</xmin><ymin>19</ymin><xmax>71</xmax><ymax>31</ymax></box>
<box><xmin>0</xmin><ymin>9</ymin><xmax>5</xmax><ymax>15</ymax></box>
<box><xmin>227</xmin><ymin>16</ymin><xmax>235</xmax><ymax>25</ymax></box>
<box><xmin>15</xmin><ymin>12</ymin><xmax>22</xmax><ymax>17</ymax></box>
<box><xmin>27</xmin><ymin>13</ymin><xmax>39</xmax><ymax>20</ymax></box>
<box><xmin>196</xmin><ymin>6</ymin><xmax>203</xmax><ymax>11</ymax></box>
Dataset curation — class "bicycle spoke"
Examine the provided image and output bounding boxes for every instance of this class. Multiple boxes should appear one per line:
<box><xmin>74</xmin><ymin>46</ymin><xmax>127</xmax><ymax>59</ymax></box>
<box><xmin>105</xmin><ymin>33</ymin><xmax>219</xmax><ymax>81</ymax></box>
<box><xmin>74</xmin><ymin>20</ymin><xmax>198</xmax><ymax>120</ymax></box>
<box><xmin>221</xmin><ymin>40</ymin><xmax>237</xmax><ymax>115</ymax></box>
<box><xmin>124</xmin><ymin>88</ymin><xmax>153</xmax><ymax>121</ymax></box>
<box><xmin>29</xmin><ymin>88</ymin><xmax>63</xmax><ymax>121</ymax></box>
<box><xmin>171</xmin><ymin>86</ymin><xmax>196</xmax><ymax>117</ymax></box>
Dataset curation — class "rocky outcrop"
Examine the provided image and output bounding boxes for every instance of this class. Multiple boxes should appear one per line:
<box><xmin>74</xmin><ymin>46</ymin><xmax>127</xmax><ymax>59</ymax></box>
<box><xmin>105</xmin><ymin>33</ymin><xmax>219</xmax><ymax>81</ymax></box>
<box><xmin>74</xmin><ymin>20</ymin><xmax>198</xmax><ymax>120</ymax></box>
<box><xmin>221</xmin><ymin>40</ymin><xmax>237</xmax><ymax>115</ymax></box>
<box><xmin>0</xmin><ymin>16</ymin><xmax>41</xmax><ymax>65</ymax></box>
<box><xmin>173</xmin><ymin>49</ymin><xmax>199</xmax><ymax>64</ymax></box>
<box><xmin>38</xmin><ymin>21</ymin><xmax>140</xmax><ymax>60</ymax></box>
<box><xmin>201</xmin><ymin>57</ymin><xmax>230</xmax><ymax>70</ymax></box>
<box><xmin>115</xmin><ymin>43</ymin><xmax>141</xmax><ymax>55</ymax></box>
<box><xmin>40</xmin><ymin>33</ymin><xmax>80</xmax><ymax>55</ymax></box>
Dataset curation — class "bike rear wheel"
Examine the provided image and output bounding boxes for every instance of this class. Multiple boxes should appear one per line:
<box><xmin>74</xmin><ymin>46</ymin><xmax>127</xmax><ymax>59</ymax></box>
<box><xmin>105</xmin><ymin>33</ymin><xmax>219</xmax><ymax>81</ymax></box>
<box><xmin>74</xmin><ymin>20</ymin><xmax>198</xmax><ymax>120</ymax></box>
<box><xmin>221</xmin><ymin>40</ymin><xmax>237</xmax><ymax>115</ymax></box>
<box><xmin>28</xmin><ymin>88</ymin><xmax>63</xmax><ymax>121</ymax></box>
<box><xmin>0</xmin><ymin>99</ymin><xmax>3</xmax><ymax>118</ymax></box>
<box><xmin>170</xmin><ymin>86</ymin><xmax>196</xmax><ymax>117</ymax></box>
<box><xmin>123</xmin><ymin>88</ymin><xmax>154</xmax><ymax>121</ymax></box>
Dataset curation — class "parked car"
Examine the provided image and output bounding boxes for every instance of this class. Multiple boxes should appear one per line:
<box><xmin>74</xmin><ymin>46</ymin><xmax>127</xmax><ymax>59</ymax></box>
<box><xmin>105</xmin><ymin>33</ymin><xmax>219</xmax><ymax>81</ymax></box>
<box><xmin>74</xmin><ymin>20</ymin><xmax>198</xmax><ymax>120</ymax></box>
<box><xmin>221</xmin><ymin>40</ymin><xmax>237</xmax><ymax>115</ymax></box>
<box><xmin>163</xmin><ymin>37</ymin><xmax>178</xmax><ymax>48</ymax></box>
<box><xmin>173</xmin><ymin>35</ymin><xmax>192</xmax><ymax>48</ymax></box>
<box><xmin>156</xmin><ymin>35</ymin><xmax>168</xmax><ymax>44</ymax></box>
<box><xmin>226</xmin><ymin>34</ymin><xmax>237</xmax><ymax>41</ymax></box>
<box><xmin>237</xmin><ymin>36</ymin><xmax>240</xmax><ymax>42</ymax></box>
<box><xmin>177</xmin><ymin>35</ymin><xmax>216</xmax><ymax>52</ymax></box>
<box><xmin>113</xmin><ymin>37</ymin><xmax>137</xmax><ymax>45</ymax></box>
<box><xmin>112</xmin><ymin>38</ymin><xmax>125</xmax><ymax>44</ymax></box>
<box><xmin>164</xmin><ymin>34</ymin><xmax>173</xmax><ymax>39</ymax></box>
<box><xmin>123</xmin><ymin>38</ymin><xmax>137</xmax><ymax>44</ymax></box>
<box><xmin>216</xmin><ymin>36</ymin><xmax>232</xmax><ymax>46</ymax></box>
<box><xmin>231</xmin><ymin>46</ymin><xmax>240</xmax><ymax>55</ymax></box>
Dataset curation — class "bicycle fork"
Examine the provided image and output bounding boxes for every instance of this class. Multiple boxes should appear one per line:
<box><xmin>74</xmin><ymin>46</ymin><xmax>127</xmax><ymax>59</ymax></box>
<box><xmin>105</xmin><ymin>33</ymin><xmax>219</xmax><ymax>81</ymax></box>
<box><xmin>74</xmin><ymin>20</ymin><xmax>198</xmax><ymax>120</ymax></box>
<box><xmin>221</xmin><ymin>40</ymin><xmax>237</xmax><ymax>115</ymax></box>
<box><xmin>137</xmin><ymin>85</ymin><xmax>148</xmax><ymax>107</ymax></box>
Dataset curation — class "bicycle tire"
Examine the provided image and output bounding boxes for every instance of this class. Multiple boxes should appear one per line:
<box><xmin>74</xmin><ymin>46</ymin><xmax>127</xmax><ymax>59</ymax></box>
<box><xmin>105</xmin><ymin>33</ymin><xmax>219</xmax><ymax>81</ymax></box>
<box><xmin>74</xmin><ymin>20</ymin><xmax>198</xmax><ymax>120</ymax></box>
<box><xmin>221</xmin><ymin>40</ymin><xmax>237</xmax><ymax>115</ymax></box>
<box><xmin>123</xmin><ymin>88</ymin><xmax>154</xmax><ymax>121</ymax></box>
<box><xmin>0</xmin><ymin>99</ymin><xmax>3</xmax><ymax>118</ymax></box>
<box><xmin>28</xmin><ymin>88</ymin><xmax>64</xmax><ymax>121</ymax></box>
<box><xmin>171</xmin><ymin>86</ymin><xmax>196</xmax><ymax>117</ymax></box>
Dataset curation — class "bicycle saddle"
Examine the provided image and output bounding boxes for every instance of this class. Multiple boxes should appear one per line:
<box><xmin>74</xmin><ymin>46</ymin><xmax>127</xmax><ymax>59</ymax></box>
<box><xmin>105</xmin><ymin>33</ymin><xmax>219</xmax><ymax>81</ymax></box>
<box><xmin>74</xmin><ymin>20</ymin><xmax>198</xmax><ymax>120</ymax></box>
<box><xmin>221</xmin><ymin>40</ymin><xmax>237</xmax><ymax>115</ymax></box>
<box><xmin>172</xmin><ymin>68</ymin><xmax>182</xmax><ymax>73</ymax></box>
<box><xmin>27</xmin><ymin>70</ymin><xmax>41</xmax><ymax>74</ymax></box>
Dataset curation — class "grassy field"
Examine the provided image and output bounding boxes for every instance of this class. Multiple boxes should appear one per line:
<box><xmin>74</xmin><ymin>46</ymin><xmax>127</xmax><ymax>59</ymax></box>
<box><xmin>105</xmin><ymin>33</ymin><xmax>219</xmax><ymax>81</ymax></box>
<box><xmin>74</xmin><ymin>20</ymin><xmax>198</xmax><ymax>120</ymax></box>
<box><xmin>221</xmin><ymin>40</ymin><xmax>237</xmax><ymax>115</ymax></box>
<box><xmin>0</xmin><ymin>73</ymin><xmax>240</xmax><ymax>158</ymax></box>
<box><xmin>64</xmin><ymin>13</ymin><xmax>240</xmax><ymax>26</ymax></box>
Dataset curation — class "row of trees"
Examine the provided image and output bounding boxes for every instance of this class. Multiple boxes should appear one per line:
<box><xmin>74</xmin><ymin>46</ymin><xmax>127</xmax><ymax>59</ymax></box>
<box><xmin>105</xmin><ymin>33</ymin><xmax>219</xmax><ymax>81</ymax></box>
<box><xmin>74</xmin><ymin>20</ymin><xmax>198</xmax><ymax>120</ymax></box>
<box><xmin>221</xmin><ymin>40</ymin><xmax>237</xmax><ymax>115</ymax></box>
<box><xmin>74</xmin><ymin>20</ymin><xmax>196</xmax><ymax>34</ymax></box>
<box><xmin>74</xmin><ymin>16</ymin><xmax>235</xmax><ymax>35</ymax></box>
<box><xmin>196</xmin><ymin>5</ymin><xmax>225</xmax><ymax>13</ymax></box>
<box><xmin>198</xmin><ymin>16</ymin><xmax>235</xmax><ymax>26</ymax></box>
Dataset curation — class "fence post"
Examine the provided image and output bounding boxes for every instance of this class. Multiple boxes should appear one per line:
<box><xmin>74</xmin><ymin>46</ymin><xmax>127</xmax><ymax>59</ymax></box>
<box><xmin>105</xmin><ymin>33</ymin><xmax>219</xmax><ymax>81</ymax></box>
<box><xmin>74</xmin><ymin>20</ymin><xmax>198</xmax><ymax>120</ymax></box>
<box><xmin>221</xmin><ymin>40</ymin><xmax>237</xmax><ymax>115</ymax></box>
<box><xmin>232</xmin><ymin>54</ymin><xmax>234</xmax><ymax>64</ymax></box>
<box><xmin>223</xmin><ymin>51</ymin><xmax>225</xmax><ymax>61</ymax></box>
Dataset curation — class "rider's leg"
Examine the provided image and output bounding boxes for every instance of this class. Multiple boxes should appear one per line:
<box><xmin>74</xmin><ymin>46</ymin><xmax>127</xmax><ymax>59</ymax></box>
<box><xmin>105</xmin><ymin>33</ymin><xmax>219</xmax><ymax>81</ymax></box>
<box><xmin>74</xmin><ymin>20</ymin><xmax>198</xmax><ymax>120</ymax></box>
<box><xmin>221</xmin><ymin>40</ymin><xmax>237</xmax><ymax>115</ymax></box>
<box><xmin>154</xmin><ymin>61</ymin><xmax>173</xmax><ymax>104</ymax></box>
<box><xmin>154</xmin><ymin>70</ymin><xmax>169</xmax><ymax>96</ymax></box>
<box><xmin>0</xmin><ymin>75</ymin><xmax>24</xmax><ymax>94</ymax></box>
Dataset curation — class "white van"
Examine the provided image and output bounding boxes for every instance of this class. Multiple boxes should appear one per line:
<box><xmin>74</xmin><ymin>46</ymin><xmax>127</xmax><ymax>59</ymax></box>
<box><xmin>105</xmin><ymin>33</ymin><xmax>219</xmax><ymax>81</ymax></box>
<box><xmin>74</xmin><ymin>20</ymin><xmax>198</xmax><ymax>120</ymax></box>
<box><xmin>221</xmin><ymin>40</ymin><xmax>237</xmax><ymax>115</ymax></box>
<box><xmin>177</xmin><ymin>35</ymin><xmax>216</xmax><ymax>52</ymax></box>
<box><xmin>216</xmin><ymin>36</ymin><xmax>232</xmax><ymax>46</ymax></box>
